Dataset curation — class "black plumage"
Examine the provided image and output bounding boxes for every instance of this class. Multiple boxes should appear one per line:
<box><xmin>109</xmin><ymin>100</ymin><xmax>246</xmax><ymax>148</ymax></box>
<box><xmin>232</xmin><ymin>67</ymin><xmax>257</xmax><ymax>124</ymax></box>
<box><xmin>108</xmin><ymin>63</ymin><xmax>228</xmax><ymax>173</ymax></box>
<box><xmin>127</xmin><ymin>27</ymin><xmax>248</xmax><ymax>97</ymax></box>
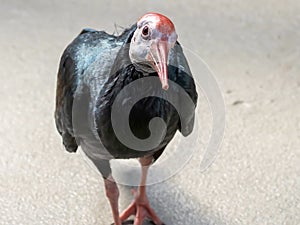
<box><xmin>55</xmin><ymin>24</ymin><xmax>197</xmax><ymax>171</ymax></box>
<box><xmin>55</xmin><ymin>18</ymin><xmax>197</xmax><ymax>224</ymax></box>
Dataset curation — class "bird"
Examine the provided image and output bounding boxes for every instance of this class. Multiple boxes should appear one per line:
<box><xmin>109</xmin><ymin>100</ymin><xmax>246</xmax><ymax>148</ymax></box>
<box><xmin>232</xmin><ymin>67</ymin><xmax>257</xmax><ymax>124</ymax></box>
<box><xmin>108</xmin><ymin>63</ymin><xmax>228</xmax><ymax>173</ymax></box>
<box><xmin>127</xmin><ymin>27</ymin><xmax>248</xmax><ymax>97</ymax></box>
<box><xmin>55</xmin><ymin>13</ymin><xmax>198</xmax><ymax>225</ymax></box>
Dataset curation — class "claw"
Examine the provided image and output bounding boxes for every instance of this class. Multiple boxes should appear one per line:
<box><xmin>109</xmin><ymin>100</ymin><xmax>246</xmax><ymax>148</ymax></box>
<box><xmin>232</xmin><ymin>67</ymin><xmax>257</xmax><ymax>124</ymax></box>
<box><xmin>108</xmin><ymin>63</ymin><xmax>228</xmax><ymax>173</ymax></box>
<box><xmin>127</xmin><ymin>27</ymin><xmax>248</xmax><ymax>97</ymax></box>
<box><xmin>120</xmin><ymin>188</ymin><xmax>163</xmax><ymax>225</ymax></box>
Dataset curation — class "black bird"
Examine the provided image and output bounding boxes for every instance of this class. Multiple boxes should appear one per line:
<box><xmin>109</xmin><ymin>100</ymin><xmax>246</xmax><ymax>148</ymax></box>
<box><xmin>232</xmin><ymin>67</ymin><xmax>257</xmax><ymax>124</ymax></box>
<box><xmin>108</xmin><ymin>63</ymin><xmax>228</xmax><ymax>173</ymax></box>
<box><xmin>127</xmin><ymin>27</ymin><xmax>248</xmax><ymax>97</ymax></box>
<box><xmin>55</xmin><ymin>13</ymin><xmax>197</xmax><ymax>225</ymax></box>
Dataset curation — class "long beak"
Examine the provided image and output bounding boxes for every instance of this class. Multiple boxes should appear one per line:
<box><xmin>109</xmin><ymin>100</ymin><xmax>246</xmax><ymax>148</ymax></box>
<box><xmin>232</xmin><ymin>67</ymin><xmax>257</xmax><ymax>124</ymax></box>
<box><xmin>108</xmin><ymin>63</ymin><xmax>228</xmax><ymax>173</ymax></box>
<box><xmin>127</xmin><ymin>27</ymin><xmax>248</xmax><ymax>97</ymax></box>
<box><xmin>148</xmin><ymin>41</ymin><xmax>170</xmax><ymax>90</ymax></box>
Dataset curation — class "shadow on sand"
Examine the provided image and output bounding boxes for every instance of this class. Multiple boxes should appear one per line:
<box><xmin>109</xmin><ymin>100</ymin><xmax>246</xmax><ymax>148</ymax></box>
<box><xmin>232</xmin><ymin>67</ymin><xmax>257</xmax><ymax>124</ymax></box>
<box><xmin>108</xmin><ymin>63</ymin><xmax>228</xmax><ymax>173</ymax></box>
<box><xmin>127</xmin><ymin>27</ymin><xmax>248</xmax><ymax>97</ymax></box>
<box><xmin>116</xmin><ymin>168</ymin><xmax>228</xmax><ymax>225</ymax></box>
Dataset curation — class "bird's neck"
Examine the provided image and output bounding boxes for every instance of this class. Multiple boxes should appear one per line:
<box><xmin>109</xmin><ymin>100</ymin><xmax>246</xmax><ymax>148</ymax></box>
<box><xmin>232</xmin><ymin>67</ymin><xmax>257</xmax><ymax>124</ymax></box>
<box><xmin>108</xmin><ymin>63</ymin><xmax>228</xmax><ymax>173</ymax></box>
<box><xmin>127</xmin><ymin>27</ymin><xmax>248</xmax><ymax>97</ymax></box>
<box><xmin>108</xmin><ymin>33</ymin><xmax>150</xmax><ymax>87</ymax></box>
<box><xmin>132</xmin><ymin>62</ymin><xmax>155</xmax><ymax>75</ymax></box>
<box><xmin>96</xmin><ymin>54</ymin><xmax>146</xmax><ymax>115</ymax></box>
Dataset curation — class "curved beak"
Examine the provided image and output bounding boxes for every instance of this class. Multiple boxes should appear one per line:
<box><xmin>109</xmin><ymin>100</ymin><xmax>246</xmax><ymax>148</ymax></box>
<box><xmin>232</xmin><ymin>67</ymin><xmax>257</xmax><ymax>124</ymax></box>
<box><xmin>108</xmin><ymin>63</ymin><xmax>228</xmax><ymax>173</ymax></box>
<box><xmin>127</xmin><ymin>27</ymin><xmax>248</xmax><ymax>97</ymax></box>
<box><xmin>148</xmin><ymin>40</ymin><xmax>171</xmax><ymax>90</ymax></box>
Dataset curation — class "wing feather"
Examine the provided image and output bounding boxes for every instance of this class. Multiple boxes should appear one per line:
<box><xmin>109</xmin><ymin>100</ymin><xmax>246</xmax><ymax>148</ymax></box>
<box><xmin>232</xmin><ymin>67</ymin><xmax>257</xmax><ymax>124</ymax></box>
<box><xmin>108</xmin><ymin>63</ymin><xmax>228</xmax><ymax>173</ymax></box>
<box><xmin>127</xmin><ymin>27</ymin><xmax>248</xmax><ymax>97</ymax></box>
<box><xmin>54</xmin><ymin>25</ymin><xmax>137</xmax><ymax>153</ymax></box>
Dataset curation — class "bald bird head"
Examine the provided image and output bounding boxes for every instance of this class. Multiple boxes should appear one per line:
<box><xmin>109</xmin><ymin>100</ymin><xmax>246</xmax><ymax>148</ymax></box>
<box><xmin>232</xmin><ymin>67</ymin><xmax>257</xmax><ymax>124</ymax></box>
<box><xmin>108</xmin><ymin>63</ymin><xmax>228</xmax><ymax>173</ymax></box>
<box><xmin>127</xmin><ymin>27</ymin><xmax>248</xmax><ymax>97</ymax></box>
<box><xmin>129</xmin><ymin>13</ymin><xmax>178</xmax><ymax>90</ymax></box>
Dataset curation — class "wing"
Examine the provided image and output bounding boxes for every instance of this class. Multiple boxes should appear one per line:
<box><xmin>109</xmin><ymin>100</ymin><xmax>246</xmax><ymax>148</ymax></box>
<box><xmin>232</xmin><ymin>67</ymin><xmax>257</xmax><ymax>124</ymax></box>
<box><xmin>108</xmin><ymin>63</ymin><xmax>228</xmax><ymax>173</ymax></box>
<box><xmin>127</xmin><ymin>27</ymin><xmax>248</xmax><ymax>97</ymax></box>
<box><xmin>169</xmin><ymin>42</ymin><xmax>198</xmax><ymax>136</ymax></box>
<box><xmin>54</xmin><ymin>26</ymin><xmax>137</xmax><ymax>153</ymax></box>
<box><xmin>55</xmin><ymin>50</ymin><xmax>78</xmax><ymax>152</ymax></box>
<box><xmin>55</xmin><ymin>28</ymin><xmax>115</xmax><ymax>152</ymax></box>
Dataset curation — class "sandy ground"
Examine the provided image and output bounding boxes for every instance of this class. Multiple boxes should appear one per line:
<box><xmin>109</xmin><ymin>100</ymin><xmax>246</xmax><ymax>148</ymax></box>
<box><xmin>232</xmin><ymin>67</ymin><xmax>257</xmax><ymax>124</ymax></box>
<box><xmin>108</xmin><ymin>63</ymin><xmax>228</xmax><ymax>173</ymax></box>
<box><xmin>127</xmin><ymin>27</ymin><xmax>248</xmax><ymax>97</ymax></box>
<box><xmin>0</xmin><ymin>0</ymin><xmax>299</xmax><ymax>224</ymax></box>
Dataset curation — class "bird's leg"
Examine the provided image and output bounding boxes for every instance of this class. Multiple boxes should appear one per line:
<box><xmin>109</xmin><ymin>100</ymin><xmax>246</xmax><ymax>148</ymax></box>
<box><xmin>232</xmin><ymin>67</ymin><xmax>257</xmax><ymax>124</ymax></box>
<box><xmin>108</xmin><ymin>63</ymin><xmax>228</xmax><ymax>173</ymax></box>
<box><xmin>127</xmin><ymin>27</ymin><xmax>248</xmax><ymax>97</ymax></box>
<box><xmin>104</xmin><ymin>174</ymin><xmax>122</xmax><ymax>225</ymax></box>
<box><xmin>120</xmin><ymin>156</ymin><xmax>163</xmax><ymax>225</ymax></box>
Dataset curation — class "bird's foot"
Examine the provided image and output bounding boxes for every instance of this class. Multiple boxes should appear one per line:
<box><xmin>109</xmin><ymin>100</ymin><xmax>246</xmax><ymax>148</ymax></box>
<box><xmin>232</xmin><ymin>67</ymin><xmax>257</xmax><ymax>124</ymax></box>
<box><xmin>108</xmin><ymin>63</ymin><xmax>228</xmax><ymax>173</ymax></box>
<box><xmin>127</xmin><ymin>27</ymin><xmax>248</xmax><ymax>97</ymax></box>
<box><xmin>120</xmin><ymin>189</ymin><xmax>164</xmax><ymax>225</ymax></box>
<box><xmin>110</xmin><ymin>220</ymin><xmax>134</xmax><ymax>225</ymax></box>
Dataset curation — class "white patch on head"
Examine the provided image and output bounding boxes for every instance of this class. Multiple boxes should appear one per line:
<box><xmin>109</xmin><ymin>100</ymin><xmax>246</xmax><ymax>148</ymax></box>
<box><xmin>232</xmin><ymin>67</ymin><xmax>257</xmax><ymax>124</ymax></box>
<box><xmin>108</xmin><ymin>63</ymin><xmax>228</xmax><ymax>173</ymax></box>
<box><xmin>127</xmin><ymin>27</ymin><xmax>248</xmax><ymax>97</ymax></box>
<box><xmin>129</xmin><ymin>28</ymin><xmax>151</xmax><ymax>68</ymax></box>
<box><xmin>129</xmin><ymin>14</ymin><xmax>178</xmax><ymax>73</ymax></box>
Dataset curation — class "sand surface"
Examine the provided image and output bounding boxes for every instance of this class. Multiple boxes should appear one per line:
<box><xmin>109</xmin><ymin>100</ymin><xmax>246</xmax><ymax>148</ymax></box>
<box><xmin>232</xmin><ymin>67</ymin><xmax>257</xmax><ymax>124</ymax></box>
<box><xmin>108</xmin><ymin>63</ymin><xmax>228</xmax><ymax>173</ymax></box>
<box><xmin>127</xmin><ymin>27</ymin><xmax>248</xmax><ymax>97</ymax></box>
<box><xmin>0</xmin><ymin>0</ymin><xmax>299</xmax><ymax>224</ymax></box>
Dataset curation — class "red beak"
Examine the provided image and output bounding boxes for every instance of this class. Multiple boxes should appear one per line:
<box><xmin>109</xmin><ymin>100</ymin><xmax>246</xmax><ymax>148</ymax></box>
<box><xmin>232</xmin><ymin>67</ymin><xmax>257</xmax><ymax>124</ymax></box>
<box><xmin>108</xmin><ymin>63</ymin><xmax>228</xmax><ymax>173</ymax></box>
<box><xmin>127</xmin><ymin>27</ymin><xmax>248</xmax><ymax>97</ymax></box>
<box><xmin>148</xmin><ymin>41</ymin><xmax>170</xmax><ymax>90</ymax></box>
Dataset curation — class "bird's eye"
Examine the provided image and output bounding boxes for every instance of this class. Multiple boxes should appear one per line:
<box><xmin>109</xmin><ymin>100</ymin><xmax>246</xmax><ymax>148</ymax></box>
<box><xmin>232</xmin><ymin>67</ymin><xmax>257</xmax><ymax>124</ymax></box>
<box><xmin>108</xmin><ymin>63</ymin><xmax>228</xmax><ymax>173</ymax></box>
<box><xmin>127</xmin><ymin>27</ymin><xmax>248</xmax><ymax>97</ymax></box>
<box><xmin>142</xmin><ymin>26</ymin><xmax>150</xmax><ymax>38</ymax></box>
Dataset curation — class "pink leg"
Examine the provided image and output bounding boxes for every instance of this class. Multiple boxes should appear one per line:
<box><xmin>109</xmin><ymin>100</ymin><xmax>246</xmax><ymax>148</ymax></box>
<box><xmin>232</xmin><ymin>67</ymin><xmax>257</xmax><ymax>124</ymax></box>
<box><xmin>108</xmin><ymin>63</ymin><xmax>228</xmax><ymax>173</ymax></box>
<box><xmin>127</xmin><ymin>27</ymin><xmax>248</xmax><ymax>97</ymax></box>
<box><xmin>104</xmin><ymin>174</ymin><xmax>122</xmax><ymax>225</ymax></box>
<box><xmin>120</xmin><ymin>157</ymin><xmax>163</xmax><ymax>225</ymax></box>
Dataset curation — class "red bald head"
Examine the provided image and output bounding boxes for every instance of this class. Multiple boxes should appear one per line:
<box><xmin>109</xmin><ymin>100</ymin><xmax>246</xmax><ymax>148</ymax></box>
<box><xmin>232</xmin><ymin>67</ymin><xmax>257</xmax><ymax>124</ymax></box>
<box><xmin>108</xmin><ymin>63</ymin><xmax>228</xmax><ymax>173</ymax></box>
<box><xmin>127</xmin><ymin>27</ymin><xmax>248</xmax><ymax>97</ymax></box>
<box><xmin>138</xmin><ymin>13</ymin><xmax>175</xmax><ymax>35</ymax></box>
<box><xmin>130</xmin><ymin>13</ymin><xmax>178</xmax><ymax>90</ymax></box>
